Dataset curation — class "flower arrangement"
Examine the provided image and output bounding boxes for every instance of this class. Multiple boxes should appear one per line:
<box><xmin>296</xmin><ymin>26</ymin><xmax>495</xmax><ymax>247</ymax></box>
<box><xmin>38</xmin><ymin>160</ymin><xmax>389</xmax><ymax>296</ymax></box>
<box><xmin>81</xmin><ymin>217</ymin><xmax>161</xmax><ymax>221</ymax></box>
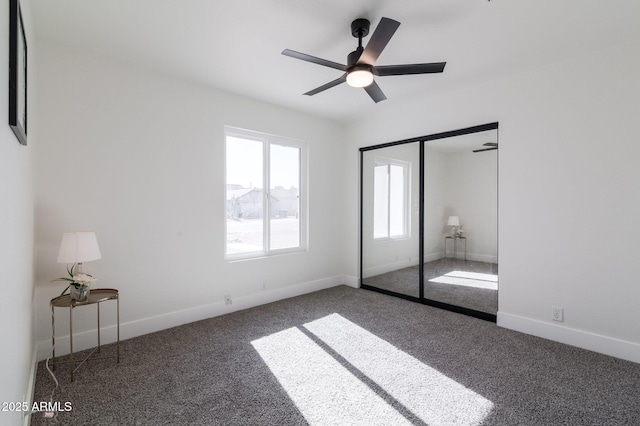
<box><xmin>53</xmin><ymin>263</ymin><xmax>97</xmax><ymax>297</ymax></box>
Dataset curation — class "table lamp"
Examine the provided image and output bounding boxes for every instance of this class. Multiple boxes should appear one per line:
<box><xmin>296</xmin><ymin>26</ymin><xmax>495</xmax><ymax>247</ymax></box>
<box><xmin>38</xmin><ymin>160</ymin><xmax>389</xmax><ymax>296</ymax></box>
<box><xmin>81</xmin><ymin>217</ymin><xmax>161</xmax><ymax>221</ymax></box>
<box><xmin>57</xmin><ymin>232</ymin><xmax>102</xmax><ymax>274</ymax></box>
<box><xmin>447</xmin><ymin>216</ymin><xmax>460</xmax><ymax>237</ymax></box>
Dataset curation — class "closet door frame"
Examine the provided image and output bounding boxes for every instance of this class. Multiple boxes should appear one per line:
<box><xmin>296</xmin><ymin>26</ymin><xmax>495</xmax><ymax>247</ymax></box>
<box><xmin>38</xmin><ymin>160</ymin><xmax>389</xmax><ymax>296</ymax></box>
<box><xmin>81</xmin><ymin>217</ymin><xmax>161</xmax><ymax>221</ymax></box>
<box><xmin>359</xmin><ymin>122</ymin><xmax>499</xmax><ymax>322</ymax></box>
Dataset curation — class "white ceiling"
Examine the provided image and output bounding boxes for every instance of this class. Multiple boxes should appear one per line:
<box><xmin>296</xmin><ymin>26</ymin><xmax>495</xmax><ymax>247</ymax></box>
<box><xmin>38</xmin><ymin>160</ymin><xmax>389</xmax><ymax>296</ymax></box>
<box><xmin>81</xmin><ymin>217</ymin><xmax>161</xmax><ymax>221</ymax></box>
<box><xmin>30</xmin><ymin>0</ymin><xmax>640</xmax><ymax>123</ymax></box>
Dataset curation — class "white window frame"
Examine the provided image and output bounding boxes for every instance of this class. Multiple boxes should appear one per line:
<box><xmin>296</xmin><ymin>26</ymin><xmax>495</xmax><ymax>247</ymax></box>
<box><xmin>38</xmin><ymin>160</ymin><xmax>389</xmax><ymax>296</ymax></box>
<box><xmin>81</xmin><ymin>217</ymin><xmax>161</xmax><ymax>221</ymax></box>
<box><xmin>224</xmin><ymin>126</ymin><xmax>308</xmax><ymax>261</ymax></box>
<box><xmin>373</xmin><ymin>157</ymin><xmax>411</xmax><ymax>241</ymax></box>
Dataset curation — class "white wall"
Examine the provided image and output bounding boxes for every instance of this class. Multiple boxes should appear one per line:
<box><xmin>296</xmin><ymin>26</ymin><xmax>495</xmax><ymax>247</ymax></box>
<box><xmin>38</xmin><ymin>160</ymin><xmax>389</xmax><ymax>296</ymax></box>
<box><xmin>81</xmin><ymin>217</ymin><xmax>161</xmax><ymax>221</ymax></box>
<box><xmin>442</xmin><ymin>148</ymin><xmax>497</xmax><ymax>262</ymax></box>
<box><xmin>423</xmin><ymin>147</ymin><xmax>446</xmax><ymax>260</ymax></box>
<box><xmin>347</xmin><ymin>41</ymin><xmax>640</xmax><ymax>363</ymax></box>
<box><xmin>33</xmin><ymin>42</ymin><xmax>348</xmax><ymax>358</ymax></box>
<box><xmin>0</xmin><ymin>0</ymin><xmax>36</xmax><ymax>424</ymax></box>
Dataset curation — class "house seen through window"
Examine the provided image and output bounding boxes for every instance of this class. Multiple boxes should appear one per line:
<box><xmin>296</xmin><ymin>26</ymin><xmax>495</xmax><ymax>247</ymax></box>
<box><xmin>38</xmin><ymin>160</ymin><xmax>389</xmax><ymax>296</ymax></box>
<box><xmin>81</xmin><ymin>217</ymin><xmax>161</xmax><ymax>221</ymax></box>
<box><xmin>225</xmin><ymin>127</ymin><xmax>307</xmax><ymax>259</ymax></box>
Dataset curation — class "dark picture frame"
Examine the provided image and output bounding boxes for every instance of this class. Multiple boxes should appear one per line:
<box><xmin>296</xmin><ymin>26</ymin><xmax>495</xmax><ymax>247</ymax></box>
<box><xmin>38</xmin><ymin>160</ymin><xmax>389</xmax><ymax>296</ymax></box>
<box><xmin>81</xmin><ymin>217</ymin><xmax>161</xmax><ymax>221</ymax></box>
<box><xmin>9</xmin><ymin>0</ymin><xmax>27</xmax><ymax>146</ymax></box>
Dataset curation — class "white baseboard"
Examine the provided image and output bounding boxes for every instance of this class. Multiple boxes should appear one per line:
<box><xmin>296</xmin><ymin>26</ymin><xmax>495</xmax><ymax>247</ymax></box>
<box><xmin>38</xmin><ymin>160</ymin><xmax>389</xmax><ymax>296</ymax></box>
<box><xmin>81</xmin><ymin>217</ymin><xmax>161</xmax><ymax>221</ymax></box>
<box><xmin>363</xmin><ymin>252</ymin><xmax>497</xmax><ymax>278</ymax></box>
<box><xmin>342</xmin><ymin>275</ymin><xmax>359</xmax><ymax>288</ymax></box>
<box><xmin>22</xmin><ymin>345</ymin><xmax>39</xmax><ymax>426</ymax></box>
<box><xmin>424</xmin><ymin>252</ymin><xmax>444</xmax><ymax>263</ymax></box>
<box><xmin>465</xmin><ymin>253</ymin><xmax>498</xmax><ymax>263</ymax></box>
<box><xmin>36</xmin><ymin>275</ymin><xmax>346</xmax><ymax>361</ymax></box>
<box><xmin>364</xmin><ymin>257</ymin><xmax>420</xmax><ymax>277</ymax></box>
<box><xmin>498</xmin><ymin>311</ymin><xmax>640</xmax><ymax>364</ymax></box>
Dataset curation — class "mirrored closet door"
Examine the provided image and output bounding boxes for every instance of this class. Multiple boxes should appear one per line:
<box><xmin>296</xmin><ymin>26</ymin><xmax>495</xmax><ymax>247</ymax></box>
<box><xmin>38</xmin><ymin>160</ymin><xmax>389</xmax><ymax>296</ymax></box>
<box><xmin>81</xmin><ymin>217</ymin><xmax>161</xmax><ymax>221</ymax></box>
<box><xmin>361</xmin><ymin>142</ymin><xmax>420</xmax><ymax>299</ymax></box>
<box><xmin>360</xmin><ymin>123</ymin><xmax>499</xmax><ymax>321</ymax></box>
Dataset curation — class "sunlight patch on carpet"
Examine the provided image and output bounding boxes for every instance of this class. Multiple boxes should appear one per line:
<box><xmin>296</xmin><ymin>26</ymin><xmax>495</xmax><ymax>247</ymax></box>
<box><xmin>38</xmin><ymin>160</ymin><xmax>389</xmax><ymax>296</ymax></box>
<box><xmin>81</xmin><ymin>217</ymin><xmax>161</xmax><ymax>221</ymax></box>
<box><xmin>304</xmin><ymin>314</ymin><xmax>494</xmax><ymax>426</ymax></box>
<box><xmin>251</xmin><ymin>327</ymin><xmax>413</xmax><ymax>425</ymax></box>
<box><xmin>429</xmin><ymin>270</ymin><xmax>498</xmax><ymax>290</ymax></box>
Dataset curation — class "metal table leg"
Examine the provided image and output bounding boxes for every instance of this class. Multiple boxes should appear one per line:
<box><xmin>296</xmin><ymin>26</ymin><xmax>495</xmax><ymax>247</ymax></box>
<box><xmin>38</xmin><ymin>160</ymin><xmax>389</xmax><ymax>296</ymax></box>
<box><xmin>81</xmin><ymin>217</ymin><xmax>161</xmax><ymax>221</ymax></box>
<box><xmin>49</xmin><ymin>289</ymin><xmax>120</xmax><ymax>381</ymax></box>
<box><xmin>117</xmin><ymin>295</ymin><xmax>120</xmax><ymax>363</ymax></box>
<box><xmin>69</xmin><ymin>306</ymin><xmax>74</xmax><ymax>382</ymax></box>
<box><xmin>51</xmin><ymin>304</ymin><xmax>56</xmax><ymax>371</ymax></box>
<box><xmin>97</xmin><ymin>302</ymin><xmax>101</xmax><ymax>353</ymax></box>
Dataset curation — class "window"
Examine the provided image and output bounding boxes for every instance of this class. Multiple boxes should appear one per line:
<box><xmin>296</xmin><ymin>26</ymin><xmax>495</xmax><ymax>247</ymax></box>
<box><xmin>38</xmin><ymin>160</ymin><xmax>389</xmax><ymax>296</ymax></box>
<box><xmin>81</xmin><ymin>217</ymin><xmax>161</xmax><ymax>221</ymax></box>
<box><xmin>373</xmin><ymin>158</ymin><xmax>410</xmax><ymax>239</ymax></box>
<box><xmin>225</xmin><ymin>127</ymin><xmax>307</xmax><ymax>260</ymax></box>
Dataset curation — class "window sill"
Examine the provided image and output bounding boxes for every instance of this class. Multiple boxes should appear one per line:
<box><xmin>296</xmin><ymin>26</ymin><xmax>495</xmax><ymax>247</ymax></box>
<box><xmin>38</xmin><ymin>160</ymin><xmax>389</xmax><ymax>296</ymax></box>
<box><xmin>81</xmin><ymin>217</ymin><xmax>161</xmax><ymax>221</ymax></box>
<box><xmin>224</xmin><ymin>247</ymin><xmax>308</xmax><ymax>263</ymax></box>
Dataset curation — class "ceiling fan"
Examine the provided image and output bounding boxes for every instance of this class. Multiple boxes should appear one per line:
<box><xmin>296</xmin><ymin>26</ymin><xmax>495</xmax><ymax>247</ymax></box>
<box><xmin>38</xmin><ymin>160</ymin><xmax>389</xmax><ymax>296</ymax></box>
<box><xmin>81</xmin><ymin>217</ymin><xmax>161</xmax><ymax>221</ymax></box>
<box><xmin>473</xmin><ymin>143</ymin><xmax>498</xmax><ymax>153</ymax></box>
<box><xmin>282</xmin><ymin>17</ymin><xmax>446</xmax><ymax>103</ymax></box>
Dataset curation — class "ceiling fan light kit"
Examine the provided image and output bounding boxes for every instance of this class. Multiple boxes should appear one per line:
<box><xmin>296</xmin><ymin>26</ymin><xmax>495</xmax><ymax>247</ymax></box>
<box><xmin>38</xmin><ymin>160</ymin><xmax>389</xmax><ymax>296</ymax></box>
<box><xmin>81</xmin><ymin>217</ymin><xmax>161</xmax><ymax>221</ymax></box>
<box><xmin>346</xmin><ymin>66</ymin><xmax>374</xmax><ymax>87</ymax></box>
<box><xmin>282</xmin><ymin>17</ymin><xmax>446</xmax><ymax>103</ymax></box>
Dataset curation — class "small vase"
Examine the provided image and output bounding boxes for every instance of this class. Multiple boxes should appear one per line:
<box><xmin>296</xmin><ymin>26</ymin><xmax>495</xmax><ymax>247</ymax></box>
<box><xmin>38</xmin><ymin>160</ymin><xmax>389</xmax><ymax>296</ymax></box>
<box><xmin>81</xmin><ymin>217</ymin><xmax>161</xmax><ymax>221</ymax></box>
<box><xmin>70</xmin><ymin>285</ymin><xmax>90</xmax><ymax>302</ymax></box>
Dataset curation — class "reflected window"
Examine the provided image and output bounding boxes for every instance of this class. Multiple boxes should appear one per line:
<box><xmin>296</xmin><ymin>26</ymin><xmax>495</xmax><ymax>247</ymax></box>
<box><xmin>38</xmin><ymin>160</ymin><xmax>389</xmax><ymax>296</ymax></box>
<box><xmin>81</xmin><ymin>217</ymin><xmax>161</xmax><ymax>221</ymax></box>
<box><xmin>374</xmin><ymin>158</ymin><xmax>410</xmax><ymax>239</ymax></box>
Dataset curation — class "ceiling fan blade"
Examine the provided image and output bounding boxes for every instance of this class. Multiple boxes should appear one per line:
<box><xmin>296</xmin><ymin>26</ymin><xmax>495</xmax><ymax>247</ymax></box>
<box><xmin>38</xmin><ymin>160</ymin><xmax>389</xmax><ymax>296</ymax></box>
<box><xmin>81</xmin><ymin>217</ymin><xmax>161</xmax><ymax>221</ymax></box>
<box><xmin>374</xmin><ymin>62</ymin><xmax>446</xmax><ymax>76</ymax></box>
<box><xmin>303</xmin><ymin>74</ymin><xmax>347</xmax><ymax>96</ymax></box>
<box><xmin>473</xmin><ymin>147</ymin><xmax>498</xmax><ymax>153</ymax></box>
<box><xmin>282</xmin><ymin>49</ymin><xmax>347</xmax><ymax>71</ymax></box>
<box><xmin>357</xmin><ymin>17</ymin><xmax>400</xmax><ymax>66</ymax></box>
<box><xmin>364</xmin><ymin>80</ymin><xmax>387</xmax><ymax>103</ymax></box>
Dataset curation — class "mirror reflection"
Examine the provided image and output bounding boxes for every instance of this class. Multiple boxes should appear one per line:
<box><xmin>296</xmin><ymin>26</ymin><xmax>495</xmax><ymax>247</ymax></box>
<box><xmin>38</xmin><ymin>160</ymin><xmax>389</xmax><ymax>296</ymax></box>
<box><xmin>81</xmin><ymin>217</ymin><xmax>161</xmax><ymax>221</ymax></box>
<box><xmin>361</xmin><ymin>125</ymin><xmax>498</xmax><ymax>318</ymax></box>
<box><xmin>423</xmin><ymin>129</ymin><xmax>498</xmax><ymax>315</ymax></box>
<box><xmin>362</xmin><ymin>142</ymin><xmax>420</xmax><ymax>298</ymax></box>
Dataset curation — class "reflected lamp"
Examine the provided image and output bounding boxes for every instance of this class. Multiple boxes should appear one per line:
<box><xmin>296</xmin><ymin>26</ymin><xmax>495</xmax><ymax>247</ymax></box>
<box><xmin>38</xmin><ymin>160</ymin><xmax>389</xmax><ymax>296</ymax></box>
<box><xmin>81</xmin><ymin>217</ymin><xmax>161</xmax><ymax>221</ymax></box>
<box><xmin>447</xmin><ymin>216</ymin><xmax>460</xmax><ymax>237</ymax></box>
<box><xmin>57</xmin><ymin>232</ymin><xmax>102</xmax><ymax>274</ymax></box>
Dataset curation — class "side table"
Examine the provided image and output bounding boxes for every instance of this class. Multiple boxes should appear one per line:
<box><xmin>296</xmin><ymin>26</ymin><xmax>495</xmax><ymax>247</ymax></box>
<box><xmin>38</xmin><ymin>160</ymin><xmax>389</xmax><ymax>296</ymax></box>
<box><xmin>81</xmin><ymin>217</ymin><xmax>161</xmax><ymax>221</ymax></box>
<box><xmin>50</xmin><ymin>288</ymin><xmax>120</xmax><ymax>381</ymax></box>
<box><xmin>444</xmin><ymin>236</ymin><xmax>467</xmax><ymax>260</ymax></box>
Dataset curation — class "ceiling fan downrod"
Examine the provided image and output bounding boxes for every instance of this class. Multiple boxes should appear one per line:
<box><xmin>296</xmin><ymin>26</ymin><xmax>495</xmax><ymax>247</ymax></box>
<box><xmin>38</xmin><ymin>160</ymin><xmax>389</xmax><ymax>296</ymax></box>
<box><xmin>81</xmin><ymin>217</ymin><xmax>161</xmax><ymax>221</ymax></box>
<box><xmin>348</xmin><ymin>18</ymin><xmax>370</xmax><ymax>67</ymax></box>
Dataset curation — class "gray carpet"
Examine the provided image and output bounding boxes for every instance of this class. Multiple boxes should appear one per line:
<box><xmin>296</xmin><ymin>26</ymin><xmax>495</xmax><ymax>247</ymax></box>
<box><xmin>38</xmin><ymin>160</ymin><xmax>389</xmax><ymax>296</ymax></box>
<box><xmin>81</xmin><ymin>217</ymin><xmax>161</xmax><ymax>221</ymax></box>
<box><xmin>364</xmin><ymin>258</ymin><xmax>498</xmax><ymax>314</ymax></box>
<box><xmin>31</xmin><ymin>286</ymin><xmax>640</xmax><ymax>425</ymax></box>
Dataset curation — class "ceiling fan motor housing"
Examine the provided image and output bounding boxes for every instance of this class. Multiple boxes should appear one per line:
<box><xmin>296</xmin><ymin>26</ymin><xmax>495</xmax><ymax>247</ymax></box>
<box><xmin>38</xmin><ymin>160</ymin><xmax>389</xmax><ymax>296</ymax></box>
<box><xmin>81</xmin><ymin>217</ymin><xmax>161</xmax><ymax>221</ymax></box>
<box><xmin>347</xmin><ymin>47</ymin><xmax>364</xmax><ymax>67</ymax></box>
<box><xmin>351</xmin><ymin>18</ymin><xmax>370</xmax><ymax>38</ymax></box>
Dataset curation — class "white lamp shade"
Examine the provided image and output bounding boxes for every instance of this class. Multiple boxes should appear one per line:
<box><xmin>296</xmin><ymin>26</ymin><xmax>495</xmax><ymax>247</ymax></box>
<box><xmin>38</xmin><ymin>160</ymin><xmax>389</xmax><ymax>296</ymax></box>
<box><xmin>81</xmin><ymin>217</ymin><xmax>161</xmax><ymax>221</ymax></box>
<box><xmin>447</xmin><ymin>216</ymin><xmax>460</xmax><ymax>227</ymax></box>
<box><xmin>57</xmin><ymin>232</ymin><xmax>102</xmax><ymax>264</ymax></box>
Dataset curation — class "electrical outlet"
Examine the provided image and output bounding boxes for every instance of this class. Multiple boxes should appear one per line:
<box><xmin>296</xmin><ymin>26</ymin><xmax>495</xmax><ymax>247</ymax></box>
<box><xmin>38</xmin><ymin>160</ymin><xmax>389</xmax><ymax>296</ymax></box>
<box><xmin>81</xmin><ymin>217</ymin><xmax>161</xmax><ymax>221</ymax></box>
<box><xmin>552</xmin><ymin>306</ymin><xmax>564</xmax><ymax>322</ymax></box>
<box><xmin>262</xmin><ymin>280</ymin><xmax>267</xmax><ymax>290</ymax></box>
<box><xmin>224</xmin><ymin>295</ymin><xmax>232</xmax><ymax>305</ymax></box>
